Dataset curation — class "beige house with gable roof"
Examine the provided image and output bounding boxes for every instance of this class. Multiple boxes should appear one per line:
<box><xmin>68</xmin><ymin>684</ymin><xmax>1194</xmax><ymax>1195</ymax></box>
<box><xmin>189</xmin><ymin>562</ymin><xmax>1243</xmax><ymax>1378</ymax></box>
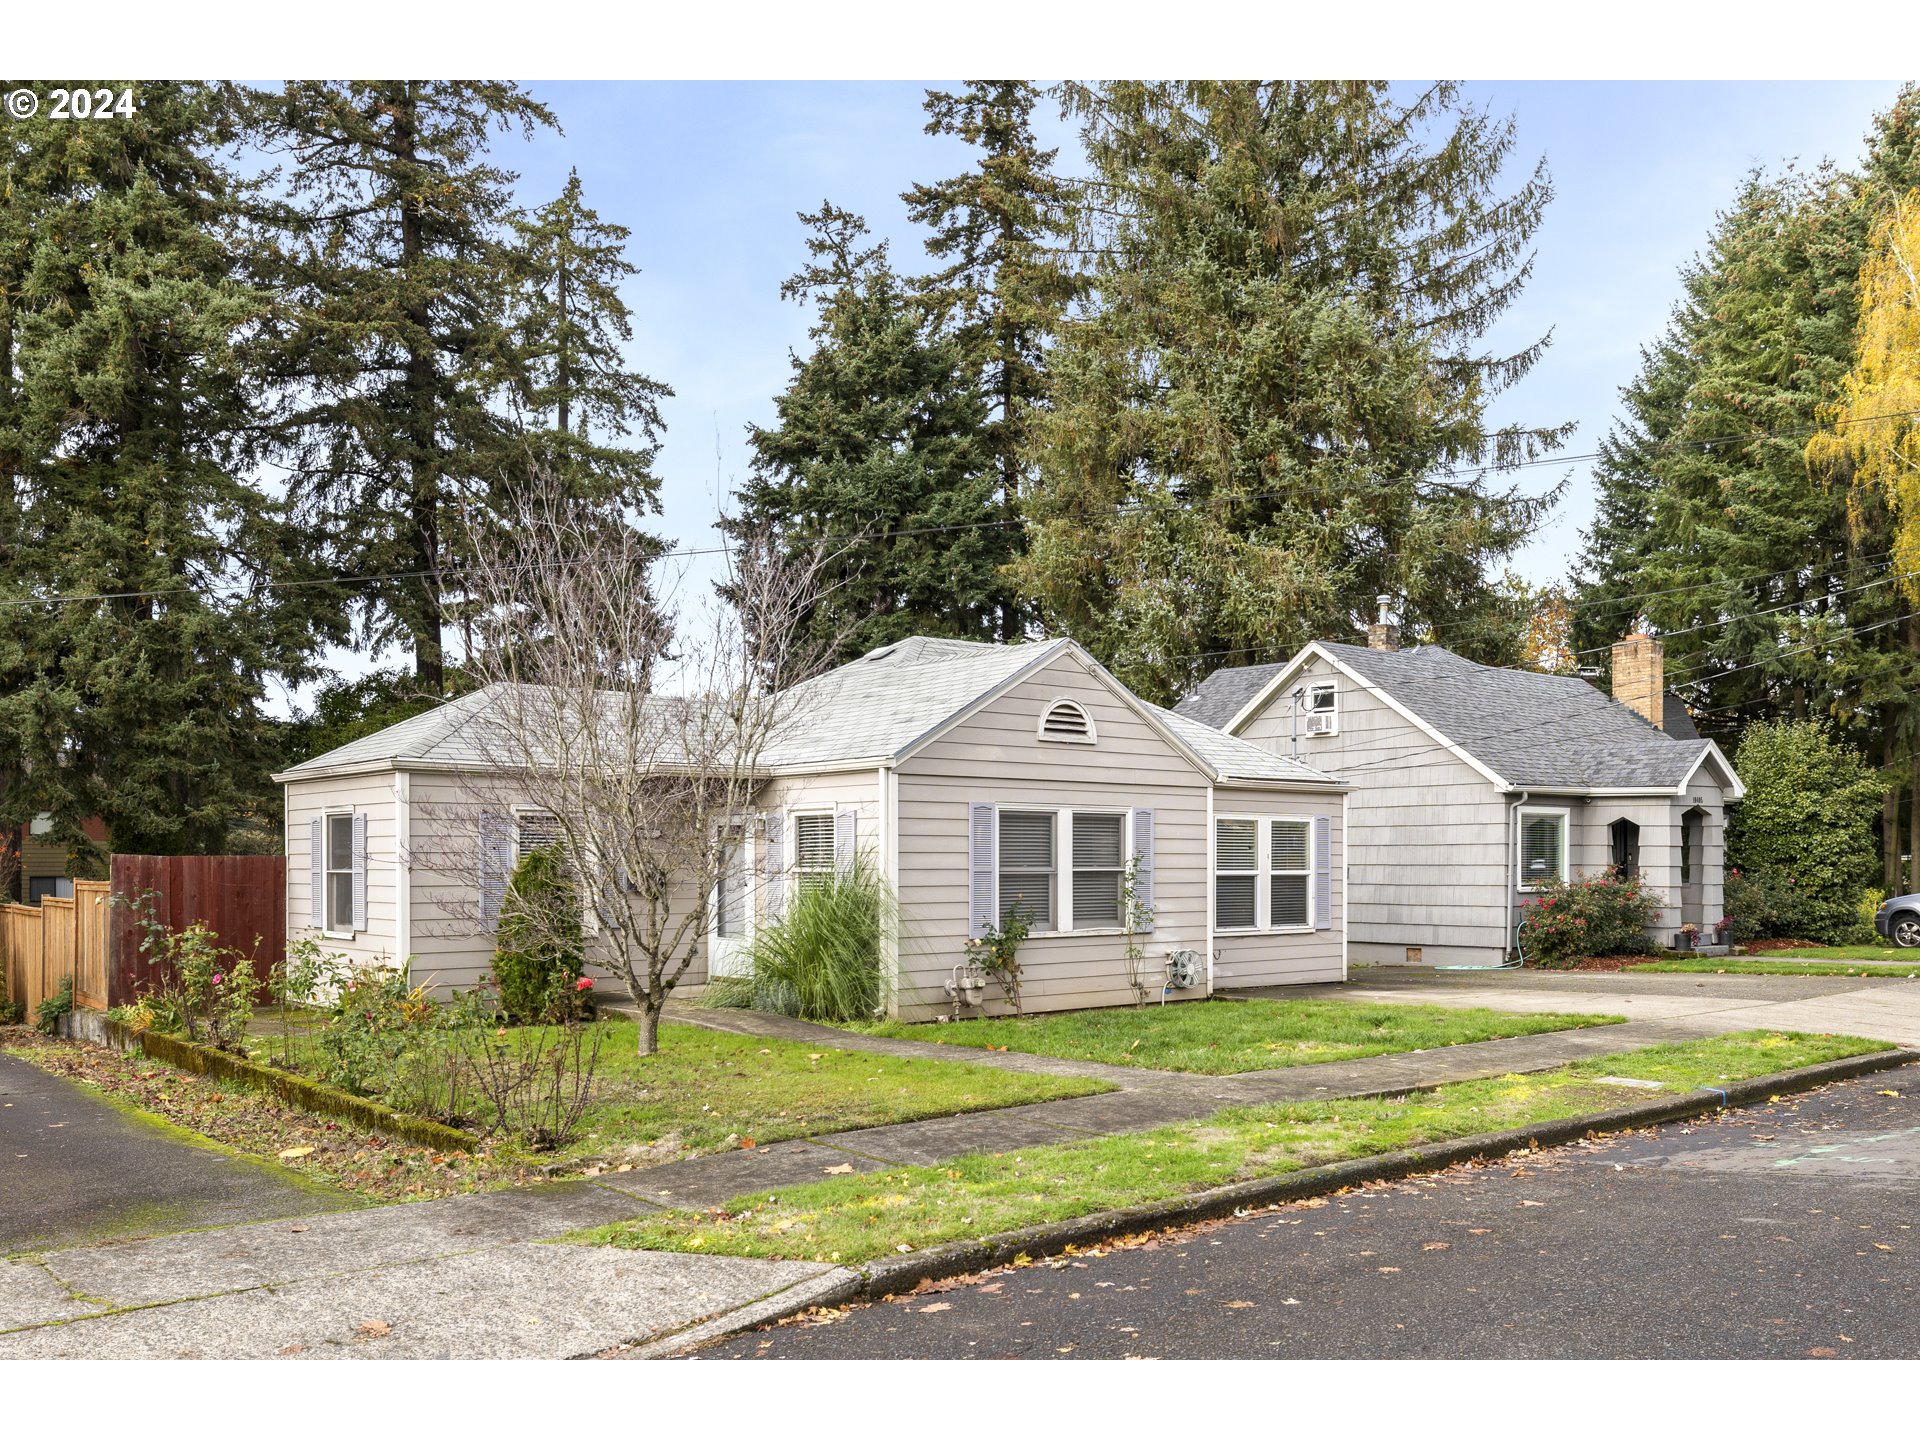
<box><xmin>275</xmin><ymin>637</ymin><xmax>1350</xmax><ymax>1019</ymax></box>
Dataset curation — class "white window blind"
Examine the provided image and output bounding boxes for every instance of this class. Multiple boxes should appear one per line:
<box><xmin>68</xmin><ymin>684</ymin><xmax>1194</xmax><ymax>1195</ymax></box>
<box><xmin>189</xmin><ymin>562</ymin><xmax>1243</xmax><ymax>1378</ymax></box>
<box><xmin>998</xmin><ymin>811</ymin><xmax>1055</xmax><ymax>930</ymax></box>
<box><xmin>325</xmin><ymin>813</ymin><xmax>356</xmax><ymax>932</ymax></box>
<box><xmin>1270</xmin><ymin>818</ymin><xmax>1311</xmax><ymax>927</ymax></box>
<box><xmin>794</xmin><ymin>813</ymin><xmax>835</xmax><ymax>895</ymax></box>
<box><xmin>1071</xmin><ymin>812</ymin><xmax>1125</xmax><ymax>928</ymax></box>
<box><xmin>1215</xmin><ymin>818</ymin><xmax>1258</xmax><ymax>929</ymax></box>
<box><xmin>1519</xmin><ymin>812</ymin><xmax>1565</xmax><ymax>888</ymax></box>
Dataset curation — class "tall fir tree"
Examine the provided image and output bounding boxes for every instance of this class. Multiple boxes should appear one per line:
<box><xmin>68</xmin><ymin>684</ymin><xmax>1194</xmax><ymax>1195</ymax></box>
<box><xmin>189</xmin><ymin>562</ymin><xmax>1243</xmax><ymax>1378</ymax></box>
<box><xmin>903</xmin><ymin>82</ymin><xmax>1080</xmax><ymax>638</ymax></box>
<box><xmin>510</xmin><ymin>167</ymin><xmax>672</xmax><ymax>503</ymax></box>
<box><xmin>1017</xmin><ymin>82</ymin><xmax>1569</xmax><ymax>703</ymax></box>
<box><xmin>0</xmin><ymin>82</ymin><xmax>318</xmax><ymax>857</ymax></box>
<box><xmin>722</xmin><ymin>205</ymin><xmax>1004</xmax><ymax>663</ymax></box>
<box><xmin>251</xmin><ymin>81</ymin><xmax>556</xmax><ymax>695</ymax></box>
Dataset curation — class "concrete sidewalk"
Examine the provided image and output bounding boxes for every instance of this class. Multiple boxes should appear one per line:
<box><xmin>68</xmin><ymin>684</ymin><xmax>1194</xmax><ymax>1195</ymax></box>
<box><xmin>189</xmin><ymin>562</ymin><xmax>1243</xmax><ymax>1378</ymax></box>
<box><xmin>5</xmin><ymin>1001</ymin><xmax>1709</xmax><ymax>1358</ymax></box>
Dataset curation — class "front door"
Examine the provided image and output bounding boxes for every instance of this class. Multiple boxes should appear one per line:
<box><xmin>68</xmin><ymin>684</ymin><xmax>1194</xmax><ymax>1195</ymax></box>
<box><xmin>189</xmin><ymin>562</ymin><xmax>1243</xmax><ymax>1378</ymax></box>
<box><xmin>709</xmin><ymin>820</ymin><xmax>754</xmax><ymax>979</ymax></box>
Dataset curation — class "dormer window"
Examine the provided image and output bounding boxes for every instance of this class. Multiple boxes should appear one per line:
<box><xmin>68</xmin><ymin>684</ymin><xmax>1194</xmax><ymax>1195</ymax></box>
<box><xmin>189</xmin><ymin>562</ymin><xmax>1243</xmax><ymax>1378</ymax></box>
<box><xmin>1038</xmin><ymin>699</ymin><xmax>1096</xmax><ymax>744</ymax></box>
<box><xmin>1304</xmin><ymin>682</ymin><xmax>1337</xmax><ymax>736</ymax></box>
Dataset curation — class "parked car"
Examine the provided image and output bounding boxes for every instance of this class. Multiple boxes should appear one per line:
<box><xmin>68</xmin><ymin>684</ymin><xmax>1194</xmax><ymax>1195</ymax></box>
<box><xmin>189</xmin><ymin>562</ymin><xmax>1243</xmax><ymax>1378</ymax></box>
<box><xmin>1874</xmin><ymin>894</ymin><xmax>1920</xmax><ymax>948</ymax></box>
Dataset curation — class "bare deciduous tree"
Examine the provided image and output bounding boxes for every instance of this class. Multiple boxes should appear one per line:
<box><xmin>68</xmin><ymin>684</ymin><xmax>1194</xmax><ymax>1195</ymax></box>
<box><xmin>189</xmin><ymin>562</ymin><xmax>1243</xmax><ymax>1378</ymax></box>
<box><xmin>453</xmin><ymin>489</ymin><xmax>831</xmax><ymax>1055</ymax></box>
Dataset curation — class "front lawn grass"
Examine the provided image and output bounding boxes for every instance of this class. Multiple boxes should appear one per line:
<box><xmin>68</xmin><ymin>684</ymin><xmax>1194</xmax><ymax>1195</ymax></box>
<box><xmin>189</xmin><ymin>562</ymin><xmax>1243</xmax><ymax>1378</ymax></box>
<box><xmin>1630</xmin><ymin>956</ymin><xmax>1920</xmax><ymax>978</ymax></box>
<box><xmin>252</xmin><ymin>1013</ymin><xmax>1110</xmax><ymax>1166</ymax></box>
<box><xmin>850</xmin><ymin>997</ymin><xmax>1624</xmax><ymax>1075</ymax></box>
<box><xmin>1744</xmin><ymin>944</ymin><xmax>1913</xmax><ymax>962</ymax></box>
<box><xmin>579</xmin><ymin>1030</ymin><xmax>1887</xmax><ymax>1266</ymax></box>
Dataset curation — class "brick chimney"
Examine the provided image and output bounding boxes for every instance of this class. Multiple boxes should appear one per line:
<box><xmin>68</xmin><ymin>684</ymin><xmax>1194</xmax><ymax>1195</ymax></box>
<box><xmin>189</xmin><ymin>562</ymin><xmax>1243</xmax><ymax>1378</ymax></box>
<box><xmin>1367</xmin><ymin>594</ymin><xmax>1401</xmax><ymax>652</ymax></box>
<box><xmin>1611</xmin><ymin>633</ymin><xmax>1664</xmax><ymax>729</ymax></box>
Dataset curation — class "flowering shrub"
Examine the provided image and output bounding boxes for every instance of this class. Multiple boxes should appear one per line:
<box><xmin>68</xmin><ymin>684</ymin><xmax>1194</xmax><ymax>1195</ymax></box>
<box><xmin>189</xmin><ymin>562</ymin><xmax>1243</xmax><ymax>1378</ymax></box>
<box><xmin>1520</xmin><ymin>872</ymin><xmax>1666</xmax><ymax>968</ymax></box>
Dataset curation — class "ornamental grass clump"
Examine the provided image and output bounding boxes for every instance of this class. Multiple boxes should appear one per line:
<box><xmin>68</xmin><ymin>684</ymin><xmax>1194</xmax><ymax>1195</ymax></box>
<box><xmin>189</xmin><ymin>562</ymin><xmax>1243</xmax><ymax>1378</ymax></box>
<box><xmin>708</xmin><ymin>858</ymin><xmax>894</xmax><ymax>1023</ymax></box>
<box><xmin>1521</xmin><ymin>872</ymin><xmax>1666</xmax><ymax>968</ymax></box>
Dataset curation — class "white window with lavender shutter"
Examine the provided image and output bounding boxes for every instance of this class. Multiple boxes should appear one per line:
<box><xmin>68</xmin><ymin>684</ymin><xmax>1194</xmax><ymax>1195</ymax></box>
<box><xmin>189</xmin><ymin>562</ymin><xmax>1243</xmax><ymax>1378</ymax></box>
<box><xmin>1214</xmin><ymin>817</ymin><xmax>1258</xmax><ymax>930</ymax></box>
<box><xmin>997</xmin><ymin>811</ymin><xmax>1055</xmax><ymax>931</ymax></box>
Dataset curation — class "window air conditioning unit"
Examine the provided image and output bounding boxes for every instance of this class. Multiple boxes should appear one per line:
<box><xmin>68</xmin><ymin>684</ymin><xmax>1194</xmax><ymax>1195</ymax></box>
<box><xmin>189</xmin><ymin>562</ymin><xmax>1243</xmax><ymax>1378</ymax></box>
<box><xmin>1304</xmin><ymin>711</ymin><xmax>1335</xmax><ymax>736</ymax></box>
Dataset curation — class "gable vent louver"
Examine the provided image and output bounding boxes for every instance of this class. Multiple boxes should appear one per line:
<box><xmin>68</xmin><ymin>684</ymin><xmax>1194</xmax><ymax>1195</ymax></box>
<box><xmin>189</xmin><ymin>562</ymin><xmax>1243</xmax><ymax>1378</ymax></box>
<box><xmin>1038</xmin><ymin>699</ymin><xmax>1096</xmax><ymax>744</ymax></box>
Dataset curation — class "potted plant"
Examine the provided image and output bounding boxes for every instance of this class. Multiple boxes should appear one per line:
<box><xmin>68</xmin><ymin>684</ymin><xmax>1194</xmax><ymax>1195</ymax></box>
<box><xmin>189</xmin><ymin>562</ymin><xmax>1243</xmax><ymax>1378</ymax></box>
<box><xmin>1676</xmin><ymin>922</ymin><xmax>1701</xmax><ymax>951</ymax></box>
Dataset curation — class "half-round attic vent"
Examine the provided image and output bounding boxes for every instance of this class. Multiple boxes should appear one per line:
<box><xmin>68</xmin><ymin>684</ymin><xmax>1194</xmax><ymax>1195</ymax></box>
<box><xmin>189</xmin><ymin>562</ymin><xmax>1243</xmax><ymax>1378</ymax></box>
<box><xmin>1038</xmin><ymin>698</ymin><xmax>1096</xmax><ymax>744</ymax></box>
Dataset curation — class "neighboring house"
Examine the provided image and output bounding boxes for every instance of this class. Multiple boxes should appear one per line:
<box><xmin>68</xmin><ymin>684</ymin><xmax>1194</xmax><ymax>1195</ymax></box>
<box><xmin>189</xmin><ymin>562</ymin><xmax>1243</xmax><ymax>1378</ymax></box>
<box><xmin>1173</xmin><ymin>631</ymin><xmax>1743</xmax><ymax>966</ymax></box>
<box><xmin>2</xmin><ymin>815</ymin><xmax>109</xmax><ymax>904</ymax></box>
<box><xmin>272</xmin><ymin>637</ymin><xmax>1350</xmax><ymax>1017</ymax></box>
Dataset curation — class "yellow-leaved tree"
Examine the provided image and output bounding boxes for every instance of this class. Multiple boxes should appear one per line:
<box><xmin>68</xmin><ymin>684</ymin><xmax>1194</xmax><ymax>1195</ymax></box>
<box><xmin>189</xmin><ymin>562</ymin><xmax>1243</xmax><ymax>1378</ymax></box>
<box><xmin>1808</xmin><ymin>191</ymin><xmax>1920</xmax><ymax>596</ymax></box>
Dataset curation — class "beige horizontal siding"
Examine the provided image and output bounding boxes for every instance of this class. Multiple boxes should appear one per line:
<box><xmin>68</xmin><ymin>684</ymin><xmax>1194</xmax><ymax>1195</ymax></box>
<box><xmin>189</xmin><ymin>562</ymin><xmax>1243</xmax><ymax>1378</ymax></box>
<box><xmin>285</xmin><ymin>772</ymin><xmax>402</xmax><ymax>971</ymax></box>
<box><xmin>1210</xmin><ymin>786</ymin><xmax>1345</xmax><ymax>989</ymax></box>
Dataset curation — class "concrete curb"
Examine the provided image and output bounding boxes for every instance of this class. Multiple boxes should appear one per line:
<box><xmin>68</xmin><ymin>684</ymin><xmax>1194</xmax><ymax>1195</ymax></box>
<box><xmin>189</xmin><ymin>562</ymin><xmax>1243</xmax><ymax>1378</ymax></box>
<box><xmin>630</xmin><ymin>1044</ymin><xmax>1920</xmax><ymax>1358</ymax></box>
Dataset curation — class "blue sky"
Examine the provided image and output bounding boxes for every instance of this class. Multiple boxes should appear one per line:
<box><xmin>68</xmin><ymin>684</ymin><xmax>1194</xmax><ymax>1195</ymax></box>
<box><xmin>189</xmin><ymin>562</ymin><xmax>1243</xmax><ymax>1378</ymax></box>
<box><xmin>312</xmin><ymin>80</ymin><xmax>1906</xmax><ymax>696</ymax></box>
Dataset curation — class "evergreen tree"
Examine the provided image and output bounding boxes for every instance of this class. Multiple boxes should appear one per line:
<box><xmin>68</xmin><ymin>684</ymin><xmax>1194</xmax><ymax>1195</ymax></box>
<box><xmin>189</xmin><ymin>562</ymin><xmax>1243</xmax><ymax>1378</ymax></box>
<box><xmin>510</xmin><ymin>167</ymin><xmax>672</xmax><ymax>505</ymax></box>
<box><xmin>723</xmin><ymin>205</ymin><xmax>1003</xmax><ymax>663</ymax></box>
<box><xmin>903</xmin><ymin>82</ymin><xmax>1080</xmax><ymax>638</ymax></box>
<box><xmin>1017</xmin><ymin>82</ymin><xmax>1569</xmax><ymax>702</ymax></box>
<box><xmin>251</xmin><ymin>81</ymin><xmax>556</xmax><ymax>695</ymax></box>
<box><xmin>0</xmin><ymin>82</ymin><xmax>316</xmax><ymax>855</ymax></box>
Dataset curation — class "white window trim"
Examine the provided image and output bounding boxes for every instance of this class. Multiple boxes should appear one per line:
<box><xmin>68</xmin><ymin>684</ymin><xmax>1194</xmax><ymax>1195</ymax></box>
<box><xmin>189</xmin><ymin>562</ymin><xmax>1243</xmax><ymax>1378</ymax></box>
<box><xmin>1213</xmin><ymin>812</ymin><xmax>1315</xmax><ymax>933</ymax></box>
<box><xmin>321</xmin><ymin>808</ymin><xmax>356</xmax><ymax>940</ymax></box>
<box><xmin>990</xmin><ymin>806</ymin><xmax>1138</xmax><ymax>937</ymax></box>
<box><xmin>1036</xmin><ymin>698</ymin><xmax>1098</xmax><ymax>745</ymax></box>
<box><xmin>790</xmin><ymin>809</ymin><xmax>836</xmax><ymax>895</ymax></box>
<box><xmin>1516</xmin><ymin>805</ymin><xmax>1572</xmax><ymax>892</ymax></box>
<box><xmin>1304</xmin><ymin>681</ymin><xmax>1338</xmax><ymax>737</ymax></box>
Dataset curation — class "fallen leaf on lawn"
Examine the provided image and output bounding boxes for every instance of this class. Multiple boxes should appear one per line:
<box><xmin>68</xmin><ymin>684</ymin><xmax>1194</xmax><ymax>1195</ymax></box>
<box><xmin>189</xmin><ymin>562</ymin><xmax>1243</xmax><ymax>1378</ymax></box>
<box><xmin>896</xmin><ymin>1243</ymin><xmax>914</xmax><ymax>1253</ymax></box>
<box><xmin>356</xmin><ymin>1319</ymin><xmax>392</xmax><ymax>1339</ymax></box>
<box><xmin>823</xmin><ymin>1162</ymin><xmax>854</xmax><ymax>1175</ymax></box>
<box><xmin>1423</xmin><ymin>1242</ymin><xmax>1451</xmax><ymax>1251</ymax></box>
<box><xmin>1223</xmin><ymin>1300</ymin><xmax>1256</xmax><ymax>1309</ymax></box>
<box><xmin>918</xmin><ymin>1302</ymin><xmax>952</xmax><ymax>1314</ymax></box>
<box><xmin>808</xmin><ymin>1053</ymin><xmax>824</xmax><ymax>1060</ymax></box>
<box><xmin>277</xmin><ymin>1145</ymin><xmax>315</xmax><ymax>1160</ymax></box>
<box><xmin>739</xmin><ymin>1137</ymin><xmax>756</xmax><ymax>1149</ymax></box>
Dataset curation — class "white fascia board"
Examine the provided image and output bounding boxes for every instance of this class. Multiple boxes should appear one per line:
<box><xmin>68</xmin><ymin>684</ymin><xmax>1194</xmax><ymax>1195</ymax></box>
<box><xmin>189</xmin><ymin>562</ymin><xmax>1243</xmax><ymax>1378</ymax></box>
<box><xmin>1680</xmin><ymin>742</ymin><xmax>1745</xmax><ymax>801</ymax></box>
<box><xmin>1221</xmin><ymin>644</ymin><xmax>1326</xmax><ymax>735</ymax></box>
<box><xmin>887</xmin><ymin>640</ymin><xmax>1078</xmax><ymax>765</ymax></box>
<box><xmin>1223</xmin><ymin>642</ymin><xmax>1512</xmax><ymax>791</ymax></box>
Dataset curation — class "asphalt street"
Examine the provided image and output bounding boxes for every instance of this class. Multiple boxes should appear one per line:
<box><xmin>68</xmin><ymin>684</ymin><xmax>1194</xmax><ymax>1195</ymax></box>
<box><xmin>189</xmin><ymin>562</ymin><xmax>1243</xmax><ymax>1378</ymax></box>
<box><xmin>694</xmin><ymin>1072</ymin><xmax>1920</xmax><ymax>1360</ymax></box>
<box><xmin>0</xmin><ymin>1053</ymin><xmax>354</xmax><ymax>1255</ymax></box>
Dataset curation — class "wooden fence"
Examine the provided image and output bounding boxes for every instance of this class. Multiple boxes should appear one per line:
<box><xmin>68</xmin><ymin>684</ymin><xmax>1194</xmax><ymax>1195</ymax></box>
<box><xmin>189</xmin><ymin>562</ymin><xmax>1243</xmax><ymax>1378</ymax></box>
<box><xmin>1</xmin><ymin>880</ymin><xmax>110</xmax><ymax>1015</ymax></box>
<box><xmin>2</xmin><ymin>856</ymin><xmax>284</xmax><ymax>1016</ymax></box>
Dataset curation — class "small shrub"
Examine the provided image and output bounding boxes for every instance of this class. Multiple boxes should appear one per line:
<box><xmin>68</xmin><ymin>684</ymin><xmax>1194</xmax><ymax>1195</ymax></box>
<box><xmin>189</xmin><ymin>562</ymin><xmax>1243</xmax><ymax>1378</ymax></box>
<box><xmin>123</xmin><ymin>894</ymin><xmax>256</xmax><ymax>1051</ymax></box>
<box><xmin>0</xmin><ymin>997</ymin><xmax>22</xmax><ymax>1026</ymax></box>
<box><xmin>963</xmin><ymin>913</ymin><xmax>1030</xmax><ymax>1014</ymax></box>
<box><xmin>708</xmin><ymin>858</ymin><xmax>894</xmax><ymax>1022</ymax></box>
<box><xmin>35</xmin><ymin>976</ymin><xmax>74</xmax><ymax>1035</ymax></box>
<box><xmin>450</xmin><ymin>980</ymin><xmax>602</xmax><ymax>1149</ymax></box>
<box><xmin>312</xmin><ymin>963</ymin><xmax>444</xmax><ymax>1098</ymax></box>
<box><xmin>493</xmin><ymin>846</ymin><xmax>586</xmax><ymax>1022</ymax></box>
<box><xmin>1521</xmin><ymin>871</ymin><xmax>1666</xmax><ymax>968</ymax></box>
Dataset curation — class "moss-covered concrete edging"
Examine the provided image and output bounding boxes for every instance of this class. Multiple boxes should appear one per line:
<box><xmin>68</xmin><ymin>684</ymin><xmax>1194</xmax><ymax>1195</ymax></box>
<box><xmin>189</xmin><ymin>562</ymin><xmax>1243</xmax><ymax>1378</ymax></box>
<box><xmin>101</xmin><ymin>1019</ymin><xmax>477</xmax><ymax>1153</ymax></box>
<box><xmin>625</xmin><ymin>1044</ymin><xmax>1920</xmax><ymax>1359</ymax></box>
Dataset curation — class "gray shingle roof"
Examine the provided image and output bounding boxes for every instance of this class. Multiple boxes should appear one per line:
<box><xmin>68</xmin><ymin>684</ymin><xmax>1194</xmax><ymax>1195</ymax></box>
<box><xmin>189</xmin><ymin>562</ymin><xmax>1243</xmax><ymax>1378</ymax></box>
<box><xmin>1149</xmin><ymin>704</ymin><xmax>1340</xmax><ymax>786</ymax></box>
<box><xmin>1311</xmin><ymin>642</ymin><xmax>1715</xmax><ymax>790</ymax></box>
<box><xmin>1172</xmin><ymin>660</ymin><xmax>1289</xmax><ymax>729</ymax></box>
<box><xmin>279</xmin><ymin>635</ymin><xmax>1341</xmax><ymax>789</ymax></box>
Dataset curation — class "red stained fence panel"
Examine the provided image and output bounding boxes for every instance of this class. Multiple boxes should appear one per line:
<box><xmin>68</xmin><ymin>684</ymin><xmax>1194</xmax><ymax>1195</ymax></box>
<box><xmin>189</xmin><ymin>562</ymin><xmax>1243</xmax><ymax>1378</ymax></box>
<box><xmin>108</xmin><ymin>855</ymin><xmax>285</xmax><ymax>1007</ymax></box>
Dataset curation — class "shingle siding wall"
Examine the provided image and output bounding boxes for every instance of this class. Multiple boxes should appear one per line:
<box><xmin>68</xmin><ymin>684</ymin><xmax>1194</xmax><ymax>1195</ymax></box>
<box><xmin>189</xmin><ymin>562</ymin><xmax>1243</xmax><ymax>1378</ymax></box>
<box><xmin>1237</xmin><ymin>655</ymin><xmax>1511</xmax><ymax>966</ymax></box>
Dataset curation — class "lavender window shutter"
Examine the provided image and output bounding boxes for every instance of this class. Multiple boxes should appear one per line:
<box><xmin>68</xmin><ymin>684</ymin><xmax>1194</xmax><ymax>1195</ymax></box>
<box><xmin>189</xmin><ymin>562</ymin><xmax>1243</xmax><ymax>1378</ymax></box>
<box><xmin>350</xmin><ymin>810</ymin><xmax>369</xmax><ymax>932</ymax></box>
<box><xmin>968</xmin><ymin>802</ymin><xmax>997</xmax><ymax>939</ymax></box>
<box><xmin>309</xmin><ymin>817</ymin><xmax>324</xmax><ymax>928</ymax></box>
<box><xmin>1312</xmin><ymin>815</ymin><xmax>1333</xmax><ymax>931</ymax></box>
<box><xmin>762</xmin><ymin>812</ymin><xmax>785</xmax><ymax>920</ymax></box>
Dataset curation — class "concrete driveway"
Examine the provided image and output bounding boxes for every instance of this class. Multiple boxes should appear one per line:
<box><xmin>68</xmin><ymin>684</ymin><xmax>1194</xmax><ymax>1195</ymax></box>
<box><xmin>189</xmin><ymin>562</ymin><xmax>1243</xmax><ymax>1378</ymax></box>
<box><xmin>0</xmin><ymin>1053</ymin><xmax>357</xmax><ymax>1255</ymax></box>
<box><xmin>1272</xmin><ymin>967</ymin><xmax>1920</xmax><ymax>1049</ymax></box>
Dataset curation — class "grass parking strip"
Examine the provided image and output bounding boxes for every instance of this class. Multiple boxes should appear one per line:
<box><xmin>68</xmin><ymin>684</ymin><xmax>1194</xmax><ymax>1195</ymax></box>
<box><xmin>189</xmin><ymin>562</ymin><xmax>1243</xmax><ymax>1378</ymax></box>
<box><xmin>579</xmin><ymin>1031</ymin><xmax>1888</xmax><ymax>1266</ymax></box>
<box><xmin>852</xmin><ymin>997</ymin><xmax>1624</xmax><ymax>1075</ymax></box>
<box><xmin>1629</xmin><ymin>958</ymin><xmax>1920</xmax><ymax>977</ymax></box>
